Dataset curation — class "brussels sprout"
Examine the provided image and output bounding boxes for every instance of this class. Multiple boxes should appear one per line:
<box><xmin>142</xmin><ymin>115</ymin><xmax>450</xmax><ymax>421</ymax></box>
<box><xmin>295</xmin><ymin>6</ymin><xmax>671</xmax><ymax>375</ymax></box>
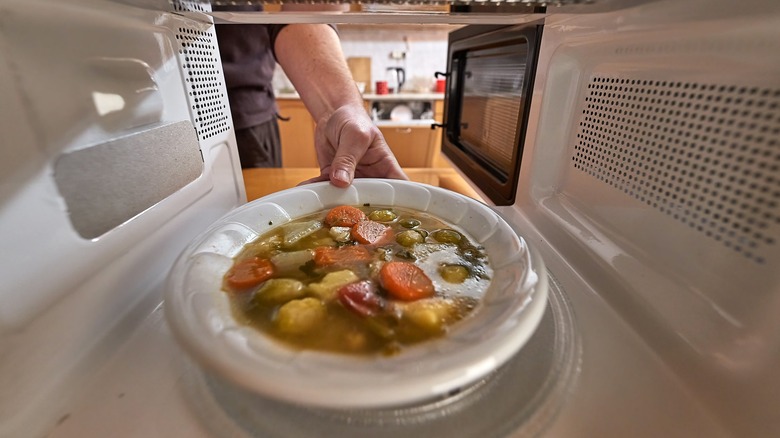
<box><xmin>395</xmin><ymin>230</ymin><xmax>426</xmax><ymax>247</ymax></box>
<box><xmin>399</xmin><ymin>218</ymin><xmax>421</xmax><ymax>229</ymax></box>
<box><xmin>431</xmin><ymin>229</ymin><xmax>462</xmax><ymax>244</ymax></box>
<box><xmin>439</xmin><ymin>264</ymin><xmax>469</xmax><ymax>284</ymax></box>
<box><xmin>368</xmin><ymin>209</ymin><xmax>397</xmax><ymax>222</ymax></box>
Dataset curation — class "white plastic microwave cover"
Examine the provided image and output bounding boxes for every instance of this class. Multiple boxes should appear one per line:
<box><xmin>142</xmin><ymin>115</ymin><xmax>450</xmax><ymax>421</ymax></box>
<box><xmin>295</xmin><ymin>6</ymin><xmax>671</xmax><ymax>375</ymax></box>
<box><xmin>164</xmin><ymin>179</ymin><xmax>548</xmax><ymax>409</ymax></box>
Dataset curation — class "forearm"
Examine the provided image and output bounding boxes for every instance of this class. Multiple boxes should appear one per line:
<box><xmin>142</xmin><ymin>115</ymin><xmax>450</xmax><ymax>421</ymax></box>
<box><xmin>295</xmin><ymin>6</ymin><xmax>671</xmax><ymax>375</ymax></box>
<box><xmin>273</xmin><ymin>23</ymin><xmax>406</xmax><ymax>186</ymax></box>
<box><xmin>274</xmin><ymin>24</ymin><xmax>364</xmax><ymax>123</ymax></box>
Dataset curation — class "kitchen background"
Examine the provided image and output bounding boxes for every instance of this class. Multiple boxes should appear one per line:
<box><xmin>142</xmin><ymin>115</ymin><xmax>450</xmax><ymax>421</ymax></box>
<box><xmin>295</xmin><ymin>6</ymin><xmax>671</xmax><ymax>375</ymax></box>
<box><xmin>273</xmin><ymin>24</ymin><xmax>459</xmax><ymax>94</ymax></box>
<box><xmin>266</xmin><ymin>22</ymin><xmax>484</xmax><ymax>200</ymax></box>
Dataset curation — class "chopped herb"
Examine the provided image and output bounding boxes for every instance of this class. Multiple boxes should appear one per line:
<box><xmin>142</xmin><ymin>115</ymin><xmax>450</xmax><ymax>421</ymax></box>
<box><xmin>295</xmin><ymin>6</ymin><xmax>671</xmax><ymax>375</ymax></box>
<box><xmin>299</xmin><ymin>259</ymin><xmax>318</xmax><ymax>277</ymax></box>
<box><xmin>394</xmin><ymin>250</ymin><xmax>417</xmax><ymax>261</ymax></box>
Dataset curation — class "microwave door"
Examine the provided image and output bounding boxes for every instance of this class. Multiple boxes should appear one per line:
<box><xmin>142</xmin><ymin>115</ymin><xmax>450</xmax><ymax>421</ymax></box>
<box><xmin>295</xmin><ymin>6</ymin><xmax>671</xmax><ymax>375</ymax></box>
<box><xmin>460</xmin><ymin>43</ymin><xmax>527</xmax><ymax>179</ymax></box>
<box><xmin>442</xmin><ymin>24</ymin><xmax>542</xmax><ymax>205</ymax></box>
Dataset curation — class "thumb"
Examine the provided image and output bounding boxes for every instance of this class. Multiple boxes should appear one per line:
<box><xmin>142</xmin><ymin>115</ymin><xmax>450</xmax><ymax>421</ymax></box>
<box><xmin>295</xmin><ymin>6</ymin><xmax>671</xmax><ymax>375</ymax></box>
<box><xmin>329</xmin><ymin>153</ymin><xmax>358</xmax><ymax>188</ymax></box>
<box><xmin>324</xmin><ymin>110</ymin><xmax>375</xmax><ymax>187</ymax></box>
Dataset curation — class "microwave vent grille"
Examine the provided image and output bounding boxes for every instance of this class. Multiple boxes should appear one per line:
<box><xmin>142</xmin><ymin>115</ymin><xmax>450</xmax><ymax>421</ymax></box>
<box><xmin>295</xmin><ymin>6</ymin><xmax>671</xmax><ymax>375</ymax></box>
<box><xmin>572</xmin><ymin>76</ymin><xmax>780</xmax><ymax>264</ymax></box>
<box><xmin>175</xmin><ymin>27</ymin><xmax>229</xmax><ymax>141</ymax></box>
<box><xmin>171</xmin><ymin>0</ymin><xmax>210</xmax><ymax>13</ymax></box>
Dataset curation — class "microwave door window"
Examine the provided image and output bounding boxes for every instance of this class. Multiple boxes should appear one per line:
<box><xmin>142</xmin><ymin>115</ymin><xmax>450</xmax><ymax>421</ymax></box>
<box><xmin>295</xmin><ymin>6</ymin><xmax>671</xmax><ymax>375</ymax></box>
<box><xmin>459</xmin><ymin>41</ymin><xmax>528</xmax><ymax>181</ymax></box>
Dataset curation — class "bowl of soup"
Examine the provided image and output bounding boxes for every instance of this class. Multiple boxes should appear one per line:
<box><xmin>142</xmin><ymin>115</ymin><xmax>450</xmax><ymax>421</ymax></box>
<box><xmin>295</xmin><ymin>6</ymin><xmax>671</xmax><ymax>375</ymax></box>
<box><xmin>164</xmin><ymin>179</ymin><xmax>547</xmax><ymax>409</ymax></box>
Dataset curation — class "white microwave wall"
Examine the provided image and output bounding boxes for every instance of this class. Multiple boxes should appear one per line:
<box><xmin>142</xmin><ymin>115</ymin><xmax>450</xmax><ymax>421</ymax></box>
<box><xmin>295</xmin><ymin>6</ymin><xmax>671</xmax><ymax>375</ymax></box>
<box><xmin>0</xmin><ymin>1</ymin><xmax>244</xmax><ymax>435</ymax></box>
<box><xmin>505</xmin><ymin>1</ymin><xmax>780</xmax><ymax>434</ymax></box>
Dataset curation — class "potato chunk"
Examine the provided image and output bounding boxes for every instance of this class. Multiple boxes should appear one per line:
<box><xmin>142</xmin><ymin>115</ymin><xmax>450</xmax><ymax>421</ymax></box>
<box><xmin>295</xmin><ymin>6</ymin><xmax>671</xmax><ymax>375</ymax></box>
<box><xmin>398</xmin><ymin>298</ymin><xmax>459</xmax><ymax>335</ymax></box>
<box><xmin>275</xmin><ymin>298</ymin><xmax>325</xmax><ymax>335</ymax></box>
<box><xmin>307</xmin><ymin>270</ymin><xmax>359</xmax><ymax>301</ymax></box>
<box><xmin>252</xmin><ymin>278</ymin><xmax>306</xmax><ymax>305</ymax></box>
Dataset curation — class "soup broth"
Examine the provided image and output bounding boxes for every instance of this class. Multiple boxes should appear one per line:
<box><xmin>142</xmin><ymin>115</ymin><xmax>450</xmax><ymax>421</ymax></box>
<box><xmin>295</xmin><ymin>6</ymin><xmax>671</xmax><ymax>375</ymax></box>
<box><xmin>223</xmin><ymin>205</ymin><xmax>492</xmax><ymax>356</ymax></box>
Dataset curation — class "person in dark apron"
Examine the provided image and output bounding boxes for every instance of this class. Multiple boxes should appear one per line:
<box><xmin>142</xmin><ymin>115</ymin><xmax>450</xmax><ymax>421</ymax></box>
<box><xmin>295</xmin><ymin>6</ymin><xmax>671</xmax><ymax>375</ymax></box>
<box><xmin>215</xmin><ymin>6</ymin><xmax>406</xmax><ymax>187</ymax></box>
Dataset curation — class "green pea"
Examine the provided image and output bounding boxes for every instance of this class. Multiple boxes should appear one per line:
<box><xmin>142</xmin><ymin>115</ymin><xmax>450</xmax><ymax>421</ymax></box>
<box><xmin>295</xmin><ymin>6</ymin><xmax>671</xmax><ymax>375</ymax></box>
<box><xmin>399</xmin><ymin>218</ymin><xmax>421</xmax><ymax>229</ymax></box>
<box><xmin>431</xmin><ymin>229</ymin><xmax>462</xmax><ymax>244</ymax></box>
<box><xmin>396</xmin><ymin>230</ymin><xmax>426</xmax><ymax>247</ymax></box>
<box><xmin>439</xmin><ymin>265</ymin><xmax>469</xmax><ymax>284</ymax></box>
<box><xmin>368</xmin><ymin>209</ymin><xmax>397</xmax><ymax>222</ymax></box>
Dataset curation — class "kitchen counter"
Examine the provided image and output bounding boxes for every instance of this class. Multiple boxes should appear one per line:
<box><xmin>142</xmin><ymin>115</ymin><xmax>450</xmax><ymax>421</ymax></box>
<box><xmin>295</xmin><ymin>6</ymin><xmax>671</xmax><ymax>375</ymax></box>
<box><xmin>361</xmin><ymin>92</ymin><xmax>444</xmax><ymax>101</ymax></box>
<box><xmin>373</xmin><ymin>119</ymin><xmax>438</xmax><ymax>127</ymax></box>
<box><xmin>275</xmin><ymin>92</ymin><xmax>444</xmax><ymax>101</ymax></box>
<box><xmin>242</xmin><ymin>168</ymin><xmax>483</xmax><ymax>202</ymax></box>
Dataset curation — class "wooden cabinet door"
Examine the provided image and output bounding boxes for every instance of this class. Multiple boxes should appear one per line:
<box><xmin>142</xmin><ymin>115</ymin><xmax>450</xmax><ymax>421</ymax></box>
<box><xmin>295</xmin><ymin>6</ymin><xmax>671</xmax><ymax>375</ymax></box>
<box><xmin>277</xmin><ymin>99</ymin><xmax>318</xmax><ymax>167</ymax></box>
<box><xmin>278</xmin><ymin>99</ymin><xmax>446</xmax><ymax>169</ymax></box>
<box><xmin>379</xmin><ymin>126</ymin><xmax>437</xmax><ymax>167</ymax></box>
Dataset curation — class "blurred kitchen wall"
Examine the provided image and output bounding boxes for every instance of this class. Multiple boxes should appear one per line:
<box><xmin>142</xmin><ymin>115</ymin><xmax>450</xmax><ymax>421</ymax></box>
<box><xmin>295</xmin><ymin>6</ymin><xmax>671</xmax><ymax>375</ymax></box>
<box><xmin>339</xmin><ymin>25</ymin><xmax>457</xmax><ymax>93</ymax></box>
<box><xmin>273</xmin><ymin>24</ymin><xmax>459</xmax><ymax>94</ymax></box>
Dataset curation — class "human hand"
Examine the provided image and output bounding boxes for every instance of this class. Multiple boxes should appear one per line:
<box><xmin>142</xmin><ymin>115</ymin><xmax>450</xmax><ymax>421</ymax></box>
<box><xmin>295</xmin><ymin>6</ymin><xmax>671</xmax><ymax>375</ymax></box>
<box><xmin>300</xmin><ymin>105</ymin><xmax>408</xmax><ymax>187</ymax></box>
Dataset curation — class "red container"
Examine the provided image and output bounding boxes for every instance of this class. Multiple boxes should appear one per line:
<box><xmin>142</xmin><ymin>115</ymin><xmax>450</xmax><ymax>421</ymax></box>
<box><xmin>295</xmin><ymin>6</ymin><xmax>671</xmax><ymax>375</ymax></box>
<box><xmin>375</xmin><ymin>80</ymin><xmax>389</xmax><ymax>95</ymax></box>
<box><xmin>435</xmin><ymin>78</ymin><xmax>446</xmax><ymax>93</ymax></box>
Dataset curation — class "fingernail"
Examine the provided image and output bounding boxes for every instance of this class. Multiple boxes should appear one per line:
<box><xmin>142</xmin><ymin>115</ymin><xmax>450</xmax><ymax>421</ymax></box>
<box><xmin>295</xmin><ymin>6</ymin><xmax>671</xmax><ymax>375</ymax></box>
<box><xmin>335</xmin><ymin>170</ymin><xmax>350</xmax><ymax>184</ymax></box>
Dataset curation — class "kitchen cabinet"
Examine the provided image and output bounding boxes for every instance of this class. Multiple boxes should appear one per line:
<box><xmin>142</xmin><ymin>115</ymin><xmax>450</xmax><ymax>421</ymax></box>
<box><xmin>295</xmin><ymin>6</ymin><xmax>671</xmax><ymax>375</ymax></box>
<box><xmin>371</xmin><ymin>97</ymin><xmax>446</xmax><ymax>168</ymax></box>
<box><xmin>379</xmin><ymin>99</ymin><xmax>447</xmax><ymax>168</ymax></box>
<box><xmin>379</xmin><ymin>126</ymin><xmax>438</xmax><ymax>167</ymax></box>
<box><xmin>277</xmin><ymin>96</ymin><xmax>445</xmax><ymax>168</ymax></box>
<box><xmin>277</xmin><ymin>98</ymin><xmax>318</xmax><ymax>167</ymax></box>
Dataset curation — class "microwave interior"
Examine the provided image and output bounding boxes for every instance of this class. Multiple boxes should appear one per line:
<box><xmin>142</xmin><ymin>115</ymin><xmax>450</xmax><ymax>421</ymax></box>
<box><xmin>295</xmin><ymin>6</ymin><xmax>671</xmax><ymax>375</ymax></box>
<box><xmin>1</xmin><ymin>1</ymin><xmax>779</xmax><ymax>437</ymax></box>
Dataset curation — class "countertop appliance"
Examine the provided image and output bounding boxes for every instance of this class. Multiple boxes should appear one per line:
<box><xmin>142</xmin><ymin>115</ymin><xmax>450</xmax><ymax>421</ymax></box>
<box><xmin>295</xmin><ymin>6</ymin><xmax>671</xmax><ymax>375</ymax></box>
<box><xmin>1</xmin><ymin>1</ymin><xmax>778</xmax><ymax>437</ymax></box>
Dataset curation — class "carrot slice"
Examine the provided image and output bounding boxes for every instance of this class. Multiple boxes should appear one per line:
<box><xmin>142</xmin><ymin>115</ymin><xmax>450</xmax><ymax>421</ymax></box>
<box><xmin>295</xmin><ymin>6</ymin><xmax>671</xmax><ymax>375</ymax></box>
<box><xmin>379</xmin><ymin>261</ymin><xmax>435</xmax><ymax>301</ymax></box>
<box><xmin>325</xmin><ymin>205</ymin><xmax>367</xmax><ymax>227</ymax></box>
<box><xmin>314</xmin><ymin>246</ymin><xmax>372</xmax><ymax>267</ymax></box>
<box><xmin>224</xmin><ymin>257</ymin><xmax>275</xmax><ymax>290</ymax></box>
<box><xmin>351</xmin><ymin>220</ymin><xmax>392</xmax><ymax>245</ymax></box>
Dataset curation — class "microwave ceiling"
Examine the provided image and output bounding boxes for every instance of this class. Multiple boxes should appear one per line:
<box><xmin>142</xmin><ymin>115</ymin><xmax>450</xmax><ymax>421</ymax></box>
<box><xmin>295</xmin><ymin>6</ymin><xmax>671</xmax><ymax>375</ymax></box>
<box><xmin>204</xmin><ymin>0</ymin><xmax>580</xmax><ymax>4</ymax></box>
<box><xmin>171</xmin><ymin>0</ymin><xmax>640</xmax><ymax>25</ymax></box>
